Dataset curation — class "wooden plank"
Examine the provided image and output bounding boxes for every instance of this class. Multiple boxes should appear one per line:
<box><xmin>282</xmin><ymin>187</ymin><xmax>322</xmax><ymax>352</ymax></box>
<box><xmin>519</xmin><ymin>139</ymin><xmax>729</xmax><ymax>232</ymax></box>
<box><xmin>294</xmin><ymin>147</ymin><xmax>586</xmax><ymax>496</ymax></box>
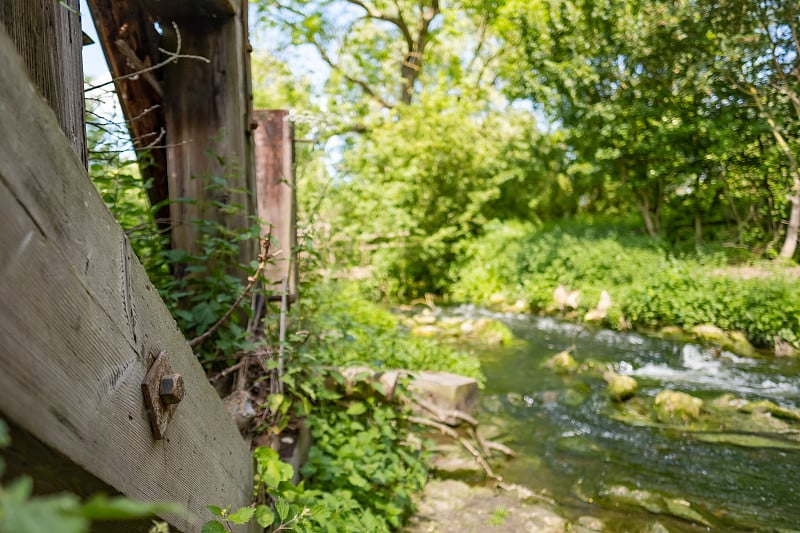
<box><xmin>254</xmin><ymin>110</ymin><xmax>298</xmax><ymax>295</ymax></box>
<box><xmin>160</xmin><ymin>3</ymin><xmax>256</xmax><ymax>279</ymax></box>
<box><xmin>85</xmin><ymin>0</ymin><xmax>172</xmax><ymax>237</ymax></box>
<box><xmin>138</xmin><ymin>0</ymin><xmax>237</xmax><ymax>20</ymax></box>
<box><xmin>0</xmin><ymin>0</ymin><xmax>87</xmax><ymax>167</ymax></box>
<box><xmin>0</xmin><ymin>27</ymin><xmax>253</xmax><ymax>533</ymax></box>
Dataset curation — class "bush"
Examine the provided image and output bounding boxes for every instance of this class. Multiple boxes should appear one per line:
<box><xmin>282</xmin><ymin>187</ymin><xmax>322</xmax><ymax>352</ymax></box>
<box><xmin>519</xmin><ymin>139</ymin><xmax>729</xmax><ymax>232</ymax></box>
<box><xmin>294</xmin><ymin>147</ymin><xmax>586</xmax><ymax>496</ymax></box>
<box><xmin>451</xmin><ymin>221</ymin><xmax>800</xmax><ymax>350</ymax></box>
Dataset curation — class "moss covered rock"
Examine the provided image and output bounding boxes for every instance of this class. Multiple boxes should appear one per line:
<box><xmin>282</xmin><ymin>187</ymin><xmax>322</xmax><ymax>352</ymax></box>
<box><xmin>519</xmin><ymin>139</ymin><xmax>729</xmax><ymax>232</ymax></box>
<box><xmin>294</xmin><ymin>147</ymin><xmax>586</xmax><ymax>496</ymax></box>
<box><xmin>689</xmin><ymin>324</ymin><xmax>755</xmax><ymax>356</ymax></box>
<box><xmin>605</xmin><ymin>374</ymin><xmax>638</xmax><ymax>402</ymax></box>
<box><xmin>654</xmin><ymin>390</ymin><xmax>702</xmax><ymax>422</ymax></box>
<box><xmin>544</xmin><ymin>349</ymin><xmax>578</xmax><ymax>374</ymax></box>
<box><xmin>598</xmin><ymin>485</ymin><xmax>710</xmax><ymax>527</ymax></box>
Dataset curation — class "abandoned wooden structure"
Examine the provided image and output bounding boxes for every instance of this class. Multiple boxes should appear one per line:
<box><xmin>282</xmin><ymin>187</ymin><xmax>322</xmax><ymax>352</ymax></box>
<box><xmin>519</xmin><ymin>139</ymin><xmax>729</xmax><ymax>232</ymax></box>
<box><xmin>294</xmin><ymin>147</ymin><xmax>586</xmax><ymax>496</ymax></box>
<box><xmin>0</xmin><ymin>1</ymin><xmax>296</xmax><ymax>531</ymax></box>
<box><xmin>87</xmin><ymin>0</ymin><xmax>257</xmax><ymax>278</ymax></box>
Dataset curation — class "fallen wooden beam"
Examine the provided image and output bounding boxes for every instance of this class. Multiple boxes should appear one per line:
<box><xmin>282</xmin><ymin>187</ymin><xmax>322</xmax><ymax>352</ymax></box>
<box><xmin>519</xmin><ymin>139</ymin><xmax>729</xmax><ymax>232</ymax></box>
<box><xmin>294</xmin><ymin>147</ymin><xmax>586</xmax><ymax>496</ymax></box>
<box><xmin>0</xmin><ymin>25</ymin><xmax>254</xmax><ymax>533</ymax></box>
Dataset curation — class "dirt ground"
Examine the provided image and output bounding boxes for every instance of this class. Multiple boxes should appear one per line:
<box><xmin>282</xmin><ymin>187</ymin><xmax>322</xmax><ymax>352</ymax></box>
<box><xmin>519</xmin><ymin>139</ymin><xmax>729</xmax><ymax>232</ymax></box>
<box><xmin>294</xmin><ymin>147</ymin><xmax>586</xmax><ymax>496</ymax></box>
<box><xmin>405</xmin><ymin>479</ymin><xmax>604</xmax><ymax>533</ymax></box>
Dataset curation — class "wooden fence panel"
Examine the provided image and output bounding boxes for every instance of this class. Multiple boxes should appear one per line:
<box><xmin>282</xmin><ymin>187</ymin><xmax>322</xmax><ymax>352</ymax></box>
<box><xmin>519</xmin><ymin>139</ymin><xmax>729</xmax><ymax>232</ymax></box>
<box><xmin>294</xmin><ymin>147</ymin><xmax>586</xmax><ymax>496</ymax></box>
<box><xmin>0</xmin><ymin>27</ymin><xmax>253</xmax><ymax>533</ymax></box>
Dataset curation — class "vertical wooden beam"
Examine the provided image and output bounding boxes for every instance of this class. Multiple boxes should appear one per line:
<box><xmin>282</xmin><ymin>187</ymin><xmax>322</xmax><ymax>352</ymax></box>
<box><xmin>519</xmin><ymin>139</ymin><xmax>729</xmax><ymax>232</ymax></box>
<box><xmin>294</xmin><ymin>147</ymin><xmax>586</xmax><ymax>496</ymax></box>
<box><xmin>85</xmin><ymin>0</ymin><xmax>172</xmax><ymax>237</ymax></box>
<box><xmin>0</xmin><ymin>0</ymin><xmax>87</xmax><ymax>167</ymax></box>
<box><xmin>254</xmin><ymin>110</ymin><xmax>297</xmax><ymax>295</ymax></box>
<box><xmin>159</xmin><ymin>1</ymin><xmax>255</xmax><ymax>277</ymax></box>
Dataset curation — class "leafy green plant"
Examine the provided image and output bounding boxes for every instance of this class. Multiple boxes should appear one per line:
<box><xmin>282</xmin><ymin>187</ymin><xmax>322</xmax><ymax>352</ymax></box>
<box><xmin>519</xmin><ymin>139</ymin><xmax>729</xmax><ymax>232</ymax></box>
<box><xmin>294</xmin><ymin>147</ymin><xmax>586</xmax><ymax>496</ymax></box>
<box><xmin>452</xmin><ymin>221</ymin><xmax>800</xmax><ymax>350</ymax></box>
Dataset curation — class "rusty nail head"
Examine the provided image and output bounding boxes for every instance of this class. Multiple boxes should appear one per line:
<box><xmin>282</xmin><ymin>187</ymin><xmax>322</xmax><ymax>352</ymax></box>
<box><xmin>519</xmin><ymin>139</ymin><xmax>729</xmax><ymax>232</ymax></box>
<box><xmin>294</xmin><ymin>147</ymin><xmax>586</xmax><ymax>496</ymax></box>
<box><xmin>159</xmin><ymin>373</ymin><xmax>184</xmax><ymax>405</ymax></box>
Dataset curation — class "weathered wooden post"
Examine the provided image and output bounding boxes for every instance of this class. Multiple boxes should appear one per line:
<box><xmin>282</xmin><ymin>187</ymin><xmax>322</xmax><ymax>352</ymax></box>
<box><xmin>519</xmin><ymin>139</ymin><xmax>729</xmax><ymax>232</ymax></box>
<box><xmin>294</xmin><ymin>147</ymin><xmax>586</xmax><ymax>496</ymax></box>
<box><xmin>138</xmin><ymin>0</ymin><xmax>257</xmax><ymax>278</ymax></box>
<box><xmin>0</xmin><ymin>15</ymin><xmax>255</xmax><ymax>533</ymax></box>
<box><xmin>253</xmin><ymin>109</ymin><xmax>298</xmax><ymax>297</ymax></box>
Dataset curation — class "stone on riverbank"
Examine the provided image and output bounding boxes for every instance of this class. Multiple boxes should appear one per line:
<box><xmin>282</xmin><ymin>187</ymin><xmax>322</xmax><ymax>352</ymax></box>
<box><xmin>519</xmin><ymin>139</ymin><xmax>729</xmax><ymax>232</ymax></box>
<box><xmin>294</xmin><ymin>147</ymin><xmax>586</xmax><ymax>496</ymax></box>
<box><xmin>406</xmin><ymin>479</ymin><xmax>571</xmax><ymax>533</ymax></box>
<box><xmin>410</xmin><ymin>371</ymin><xmax>479</xmax><ymax>425</ymax></box>
<box><xmin>405</xmin><ymin>312</ymin><xmax>515</xmax><ymax>345</ymax></box>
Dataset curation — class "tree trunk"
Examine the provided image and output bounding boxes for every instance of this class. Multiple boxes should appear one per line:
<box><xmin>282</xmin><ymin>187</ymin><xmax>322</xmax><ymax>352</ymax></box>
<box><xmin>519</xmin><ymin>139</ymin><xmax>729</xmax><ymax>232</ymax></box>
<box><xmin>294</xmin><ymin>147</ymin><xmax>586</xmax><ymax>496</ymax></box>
<box><xmin>748</xmin><ymin>86</ymin><xmax>800</xmax><ymax>259</ymax></box>
<box><xmin>780</xmin><ymin>192</ymin><xmax>800</xmax><ymax>259</ymax></box>
<box><xmin>638</xmin><ymin>193</ymin><xmax>658</xmax><ymax>238</ymax></box>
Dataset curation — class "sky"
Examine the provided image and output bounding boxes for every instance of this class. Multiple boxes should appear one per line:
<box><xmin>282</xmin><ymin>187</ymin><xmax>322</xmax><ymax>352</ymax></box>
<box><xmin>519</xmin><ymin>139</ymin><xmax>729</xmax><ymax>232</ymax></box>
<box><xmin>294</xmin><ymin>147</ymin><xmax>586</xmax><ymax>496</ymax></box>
<box><xmin>79</xmin><ymin>0</ymin><xmax>110</xmax><ymax>82</ymax></box>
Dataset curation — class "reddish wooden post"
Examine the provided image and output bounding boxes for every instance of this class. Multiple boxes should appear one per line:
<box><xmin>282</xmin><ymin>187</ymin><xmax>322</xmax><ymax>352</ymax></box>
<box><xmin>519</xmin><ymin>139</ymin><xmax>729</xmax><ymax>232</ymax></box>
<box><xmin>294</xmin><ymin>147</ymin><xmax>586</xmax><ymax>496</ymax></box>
<box><xmin>253</xmin><ymin>110</ymin><xmax>297</xmax><ymax>297</ymax></box>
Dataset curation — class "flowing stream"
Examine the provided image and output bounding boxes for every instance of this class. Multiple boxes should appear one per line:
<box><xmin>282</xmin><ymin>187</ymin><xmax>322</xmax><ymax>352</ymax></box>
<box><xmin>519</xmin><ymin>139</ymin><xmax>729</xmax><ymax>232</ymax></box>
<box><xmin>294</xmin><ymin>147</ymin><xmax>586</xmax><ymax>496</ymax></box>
<box><xmin>461</xmin><ymin>307</ymin><xmax>800</xmax><ymax>532</ymax></box>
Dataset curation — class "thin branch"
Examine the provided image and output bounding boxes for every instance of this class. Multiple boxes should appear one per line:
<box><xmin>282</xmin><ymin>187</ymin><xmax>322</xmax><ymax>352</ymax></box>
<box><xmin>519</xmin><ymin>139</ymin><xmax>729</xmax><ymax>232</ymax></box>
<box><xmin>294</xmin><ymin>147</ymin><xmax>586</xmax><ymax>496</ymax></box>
<box><xmin>412</xmin><ymin>396</ymin><xmax>479</xmax><ymax>427</ymax></box>
<box><xmin>346</xmin><ymin>0</ymin><xmax>413</xmax><ymax>48</ymax></box>
<box><xmin>408</xmin><ymin>416</ymin><xmax>502</xmax><ymax>481</ymax></box>
<box><xmin>84</xmin><ymin>22</ymin><xmax>210</xmax><ymax>93</ymax></box>
<box><xmin>308</xmin><ymin>35</ymin><xmax>395</xmax><ymax>109</ymax></box>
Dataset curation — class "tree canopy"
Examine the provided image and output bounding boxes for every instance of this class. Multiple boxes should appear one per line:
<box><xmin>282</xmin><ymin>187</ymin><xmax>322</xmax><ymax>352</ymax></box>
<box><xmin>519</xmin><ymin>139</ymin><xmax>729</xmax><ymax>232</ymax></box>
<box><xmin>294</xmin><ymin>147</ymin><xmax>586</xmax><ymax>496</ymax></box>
<box><xmin>253</xmin><ymin>0</ymin><xmax>800</xmax><ymax>294</ymax></box>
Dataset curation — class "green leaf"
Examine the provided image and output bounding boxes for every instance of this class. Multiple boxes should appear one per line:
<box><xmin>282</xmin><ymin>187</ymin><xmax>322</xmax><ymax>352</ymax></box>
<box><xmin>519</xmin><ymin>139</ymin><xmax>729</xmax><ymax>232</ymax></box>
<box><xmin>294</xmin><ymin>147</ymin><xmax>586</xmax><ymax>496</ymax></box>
<box><xmin>206</xmin><ymin>505</ymin><xmax>226</xmax><ymax>517</ymax></box>
<box><xmin>275</xmin><ymin>498</ymin><xmax>290</xmax><ymax>522</ymax></box>
<box><xmin>227</xmin><ymin>505</ymin><xmax>255</xmax><ymax>525</ymax></box>
<box><xmin>254</xmin><ymin>446</ymin><xmax>293</xmax><ymax>489</ymax></box>
<box><xmin>347</xmin><ymin>473</ymin><xmax>369</xmax><ymax>489</ymax></box>
<box><xmin>255</xmin><ymin>504</ymin><xmax>275</xmax><ymax>527</ymax></box>
<box><xmin>346</xmin><ymin>402</ymin><xmax>367</xmax><ymax>416</ymax></box>
<box><xmin>0</xmin><ymin>482</ymin><xmax>87</xmax><ymax>533</ymax></box>
<box><xmin>201</xmin><ymin>520</ymin><xmax>227</xmax><ymax>533</ymax></box>
<box><xmin>78</xmin><ymin>495</ymin><xmax>182</xmax><ymax>520</ymax></box>
<box><xmin>268</xmin><ymin>393</ymin><xmax>286</xmax><ymax>413</ymax></box>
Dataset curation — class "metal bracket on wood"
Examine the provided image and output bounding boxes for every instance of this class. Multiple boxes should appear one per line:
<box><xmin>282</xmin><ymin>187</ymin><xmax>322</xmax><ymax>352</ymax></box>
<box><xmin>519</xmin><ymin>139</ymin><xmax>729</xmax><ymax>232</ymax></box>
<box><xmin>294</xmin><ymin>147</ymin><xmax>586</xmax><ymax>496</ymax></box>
<box><xmin>142</xmin><ymin>351</ymin><xmax>184</xmax><ymax>439</ymax></box>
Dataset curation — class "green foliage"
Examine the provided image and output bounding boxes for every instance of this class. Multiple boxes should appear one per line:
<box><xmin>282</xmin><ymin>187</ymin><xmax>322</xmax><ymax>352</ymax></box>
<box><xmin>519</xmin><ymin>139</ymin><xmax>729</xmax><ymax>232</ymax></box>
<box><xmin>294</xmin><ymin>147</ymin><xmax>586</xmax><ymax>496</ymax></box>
<box><xmin>497</xmin><ymin>0</ymin><xmax>800</xmax><ymax>255</ymax></box>
<box><xmin>452</xmin><ymin>221</ymin><xmax>800</xmax><ymax>349</ymax></box>
<box><xmin>0</xmin><ymin>420</ymin><xmax>181</xmax><ymax>533</ymax></box>
<box><xmin>301</xmin><ymin>396</ymin><xmax>427</xmax><ymax>531</ymax></box>
<box><xmin>89</xmin><ymin>144</ymin><xmax>264</xmax><ymax>363</ymax></box>
<box><xmin>299</xmin><ymin>281</ymin><xmax>484</xmax><ymax>381</ymax></box>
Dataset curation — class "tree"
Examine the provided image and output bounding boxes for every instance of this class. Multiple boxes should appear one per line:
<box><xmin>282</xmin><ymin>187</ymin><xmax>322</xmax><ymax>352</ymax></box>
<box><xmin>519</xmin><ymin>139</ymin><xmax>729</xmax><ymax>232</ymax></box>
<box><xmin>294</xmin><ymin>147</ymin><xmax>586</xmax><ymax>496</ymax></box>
<box><xmin>497</xmin><ymin>0</ymin><xmax>799</xmax><ymax>256</ymax></box>
<box><xmin>712</xmin><ymin>0</ymin><xmax>800</xmax><ymax>258</ymax></box>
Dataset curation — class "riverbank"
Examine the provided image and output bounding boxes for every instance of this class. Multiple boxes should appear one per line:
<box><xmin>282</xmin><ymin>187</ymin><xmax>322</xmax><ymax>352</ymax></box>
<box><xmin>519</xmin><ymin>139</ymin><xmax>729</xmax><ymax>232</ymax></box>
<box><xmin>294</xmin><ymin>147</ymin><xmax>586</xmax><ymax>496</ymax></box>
<box><xmin>449</xmin><ymin>221</ymin><xmax>800</xmax><ymax>357</ymax></box>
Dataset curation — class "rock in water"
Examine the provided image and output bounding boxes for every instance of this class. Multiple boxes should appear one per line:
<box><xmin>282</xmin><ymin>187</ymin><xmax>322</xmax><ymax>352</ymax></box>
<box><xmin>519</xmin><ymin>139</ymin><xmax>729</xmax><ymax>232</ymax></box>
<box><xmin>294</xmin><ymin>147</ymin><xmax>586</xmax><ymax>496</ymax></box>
<box><xmin>604</xmin><ymin>373</ymin><xmax>638</xmax><ymax>402</ymax></box>
<box><xmin>654</xmin><ymin>390</ymin><xmax>702</xmax><ymax>422</ymax></box>
<box><xmin>544</xmin><ymin>349</ymin><xmax>578</xmax><ymax>374</ymax></box>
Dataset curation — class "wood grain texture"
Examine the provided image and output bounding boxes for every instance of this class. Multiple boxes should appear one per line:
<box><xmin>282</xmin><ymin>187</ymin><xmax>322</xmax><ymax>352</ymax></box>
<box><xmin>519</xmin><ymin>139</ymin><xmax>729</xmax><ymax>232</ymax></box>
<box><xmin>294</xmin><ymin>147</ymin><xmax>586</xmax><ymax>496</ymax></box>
<box><xmin>160</xmin><ymin>2</ymin><xmax>256</xmax><ymax>279</ymax></box>
<box><xmin>254</xmin><ymin>110</ymin><xmax>298</xmax><ymax>295</ymax></box>
<box><xmin>0</xmin><ymin>0</ymin><xmax>87</xmax><ymax>167</ymax></box>
<box><xmin>0</xmin><ymin>27</ymin><xmax>254</xmax><ymax>533</ymax></box>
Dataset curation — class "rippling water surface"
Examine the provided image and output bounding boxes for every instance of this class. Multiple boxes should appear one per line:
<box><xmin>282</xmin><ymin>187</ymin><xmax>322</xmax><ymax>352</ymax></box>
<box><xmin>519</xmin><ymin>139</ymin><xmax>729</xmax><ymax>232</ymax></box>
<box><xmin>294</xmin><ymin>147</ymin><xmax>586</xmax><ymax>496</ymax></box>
<box><xmin>457</xmin><ymin>307</ymin><xmax>800</xmax><ymax>531</ymax></box>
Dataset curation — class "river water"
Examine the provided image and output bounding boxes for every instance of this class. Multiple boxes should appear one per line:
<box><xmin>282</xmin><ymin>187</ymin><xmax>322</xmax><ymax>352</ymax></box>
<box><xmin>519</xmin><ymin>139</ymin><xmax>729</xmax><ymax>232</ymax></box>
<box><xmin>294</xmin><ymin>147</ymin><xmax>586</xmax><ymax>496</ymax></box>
<box><xmin>463</xmin><ymin>308</ymin><xmax>800</xmax><ymax>532</ymax></box>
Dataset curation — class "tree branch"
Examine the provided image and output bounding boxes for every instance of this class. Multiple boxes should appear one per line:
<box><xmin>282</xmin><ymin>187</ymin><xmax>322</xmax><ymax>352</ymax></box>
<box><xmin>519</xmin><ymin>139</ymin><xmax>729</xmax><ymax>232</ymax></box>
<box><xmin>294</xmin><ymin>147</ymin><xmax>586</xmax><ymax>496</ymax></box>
<box><xmin>84</xmin><ymin>22</ymin><xmax>209</xmax><ymax>93</ymax></box>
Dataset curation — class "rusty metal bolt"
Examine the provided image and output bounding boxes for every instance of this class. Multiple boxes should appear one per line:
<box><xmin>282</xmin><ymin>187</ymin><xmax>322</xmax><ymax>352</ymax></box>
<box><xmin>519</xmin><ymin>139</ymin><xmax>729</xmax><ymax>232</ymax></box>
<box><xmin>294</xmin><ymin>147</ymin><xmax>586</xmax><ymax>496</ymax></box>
<box><xmin>159</xmin><ymin>373</ymin><xmax>184</xmax><ymax>405</ymax></box>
